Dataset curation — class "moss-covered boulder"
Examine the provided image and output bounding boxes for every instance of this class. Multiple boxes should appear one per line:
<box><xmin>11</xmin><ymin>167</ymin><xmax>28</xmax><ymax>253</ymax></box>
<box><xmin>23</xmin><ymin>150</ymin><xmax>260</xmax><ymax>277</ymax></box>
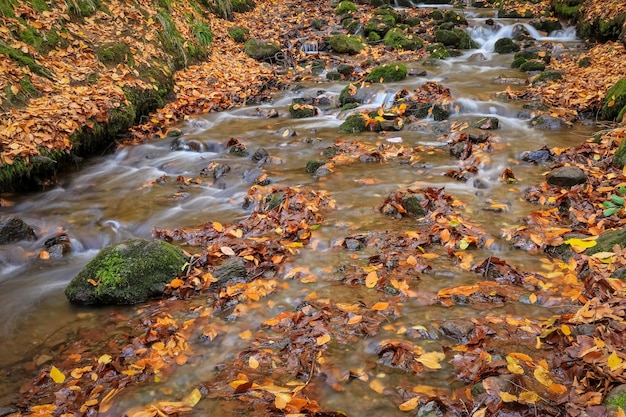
<box><xmin>339</xmin><ymin>114</ymin><xmax>367</xmax><ymax>133</ymax></box>
<box><xmin>335</xmin><ymin>1</ymin><xmax>357</xmax><ymax>16</ymax></box>
<box><xmin>434</xmin><ymin>28</ymin><xmax>478</xmax><ymax>49</ymax></box>
<box><xmin>64</xmin><ymin>239</ymin><xmax>187</xmax><ymax>305</ymax></box>
<box><xmin>427</xmin><ymin>43</ymin><xmax>450</xmax><ymax>59</ymax></box>
<box><xmin>519</xmin><ymin>60</ymin><xmax>546</xmax><ymax>72</ymax></box>
<box><xmin>600</xmin><ymin>78</ymin><xmax>626</xmax><ymax>121</ymax></box>
<box><xmin>604</xmin><ymin>384</ymin><xmax>626</xmax><ymax>412</ymax></box>
<box><xmin>289</xmin><ymin>103</ymin><xmax>317</xmax><ymax>118</ymax></box>
<box><xmin>243</xmin><ymin>38</ymin><xmax>281</xmax><ymax>61</ymax></box>
<box><xmin>329</xmin><ymin>34</ymin><xmax>365</xmax><ymax>54</ymax></box>
<box><xmin>228</xmin><ymin>26</ymin><xmax>250</xmax><ymax>43</ymax></box>
<box><xmin>614</xmin><ymin>137</ymin><xmax>626</xmax><ymax>168</ymax></box>
<box><xmin>383</xmin><ymin>28</ymin><xmax>423</xmax><ymax>50</ymax></box>
<box><xmin>531</xmin><ymin>17</ymin><xmax>562</xmax><ymax>33</ymax></box>
<box><xmin>587</xmin><ymin>229</ymin><xmax>626</xmax><ymax>258</ymax></box>
<box><xmin>366</xmin><ymin>62</ymin><xmax>407</xmax><ymax>82</ymax></box>
<box><xmin>494</xmin><ymin>37</ymin><xmax>520</xmax><ymax>53</ymax></box>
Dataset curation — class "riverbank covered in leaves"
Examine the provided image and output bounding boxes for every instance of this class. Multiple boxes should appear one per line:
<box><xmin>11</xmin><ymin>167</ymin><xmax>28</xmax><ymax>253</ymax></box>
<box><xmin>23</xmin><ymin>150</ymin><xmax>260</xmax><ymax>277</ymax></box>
<box><xmin>3</xmin><ymin>0</ymin><xmax>626</xmax><ymax>416</ymax></box>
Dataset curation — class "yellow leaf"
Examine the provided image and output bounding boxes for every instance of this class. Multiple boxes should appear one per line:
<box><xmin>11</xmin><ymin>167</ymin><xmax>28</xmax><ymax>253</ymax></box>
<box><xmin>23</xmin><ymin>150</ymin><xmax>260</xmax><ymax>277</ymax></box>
<box><xmin>416</xmin><ymin>351</ymin><xmax>445</xmax><ymax>369</ymax></box>
<box><xmin>560</xmin><ymin>324</ymin><xmax>571</xmax><ymax>336</ymax></box>
<box><xmin>500</xmin><ymin>391</ymin><xmax>518</xmax><ymax>402</ymax></box>
<box><xmin>608</xmin><ymin>351</ymin><xmax>623</xmax><ymax>371</ymax></box>
<box><xmin>229</xmin><ymin>228</ymin><xmax>243</xmax><ymax>238</ymax></box>
<box><xmin>169</xmin><ymin>278</ymin><xmax>184</xmax><ymax>289</ymax></box>
<box><xmin>182</xmin><ymin>388</ymin><xmax>202</xmax><ymax>407</ymax></box>
<box><xmin>249</xmin><ymin>356</ymin><xmax>259</xmax><ymax>369</ymax></box>
<box><xmin>472</xmin><ymin>408</ymin><xmax>487</xmax><ymax>417</ymax></box>
<box><xmin>506</xmin><ymin>355</ymin><xmax>525</xmax><ymax>375</ymax></box>
<box><xmin>518</xmin><ymin>391</ymin><xmax>540</xmax><ymax>404</ymax></box>
<box><xmin>316</xmin><ymin>334</ymin><xmax>331</xmax><ymax>346</ymax></box>
<box><xmin>239</xmin><ymin>329</ymin><xmax>252</xmax><ymax>340</ymax></box>
<box><xmin>347</xmin><ymin>315</ymin><xmax>362</xmax><ymax>324</ymax></box>
<box><xmin>529</xmin><ymin>293</ymin><xmax>537</xmax><ymax>304</ymax></box>
<box><xmin>398</xmin><ymin>396</ymin><xmax>420</xmax><ymax>411</ymax></box>
<box><xmin>50</xmin><ymin>365</ymin><xmax>66</xmax><ymax>383</ymax></box>
<box><xmin>533</xmin><ymin>366</ymin><xmax>553</xmax><ymax>387</ymax></box>
<box><xmin>365</xmin><ymin>271</ymin><xmax>378</xmax><ymax>288</ymax></box>
<box><xmin>275</xmin><ymin>392</ymin><xmax>291</xmax><ymax>410</ymax></box>
<box><xmin>98</xmin><ymin>354</ymin><xmax>112</xmax><ymax>364</ymax></box>
<box><xmin>220</xmin><ymin>246</ymin><xmax>236</xmax><ymax>256</ymax></box>
<box><xmin>369</xmin><ymin>378</ymin><xmax>385</xmax><ymax>394</ymax></box>
<box><xmin>213</xmin><ymin>221</ymin><xmax>223</xmax><ymax>232</ymax></box>
<box><xmin>564</xmin><ymin>237</ymin><xmax>597</xmax><ymax>253</ymax></box>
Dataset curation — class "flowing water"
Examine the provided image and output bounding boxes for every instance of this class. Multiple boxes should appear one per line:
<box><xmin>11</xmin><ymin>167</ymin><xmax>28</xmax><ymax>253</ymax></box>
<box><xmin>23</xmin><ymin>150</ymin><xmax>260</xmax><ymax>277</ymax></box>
<box><xmin>0</xmin><ymin>10</ymin><xmax>600</xmax><ymax>414</ymax></box>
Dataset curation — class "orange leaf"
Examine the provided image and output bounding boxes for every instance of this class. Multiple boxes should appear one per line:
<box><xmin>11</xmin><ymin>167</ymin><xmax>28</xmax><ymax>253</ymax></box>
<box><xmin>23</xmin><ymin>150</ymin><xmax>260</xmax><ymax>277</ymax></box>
<box><xmin>365</xmin><ymin>271</ymin><xmax>378</xmax><ymax>288</ymax></box>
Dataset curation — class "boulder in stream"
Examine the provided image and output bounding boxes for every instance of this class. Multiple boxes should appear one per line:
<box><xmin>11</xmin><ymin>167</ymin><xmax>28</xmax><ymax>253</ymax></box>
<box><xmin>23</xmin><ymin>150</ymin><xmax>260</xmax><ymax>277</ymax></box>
<box><xmin>64</xmin><ymin>239</ymin><xmax>187</xmax><ymax>305</ymax></box>
<box><xmin>0</xmin><ymin>216</ymin><xmax>37</xmax><ymax>244</ymax></box>
<box><xmin>493</xmin><ymin>37</ymin><xmax>520</xmax><ymax>53</ymax></box>
<box><xmin>546</xmin><ymin>166</ymin><xmax>586</xmax><ymax>187</ymax></box>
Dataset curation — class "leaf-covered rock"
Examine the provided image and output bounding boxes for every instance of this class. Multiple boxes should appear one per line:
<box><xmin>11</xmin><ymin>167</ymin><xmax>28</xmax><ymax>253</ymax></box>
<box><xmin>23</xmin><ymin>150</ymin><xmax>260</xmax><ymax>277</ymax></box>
<box><xmin>64</xmin><ymin>239</ymin><xmax>187</xmax><ymax>305</ymax></box>
<box><xmin>600</xmin><ymin>78</ymin><xmax>626</xmax><ymax>121</ymax></box>
<box><xmin>243</xmin><ymin>39</ymin><xmax>281</xmax><ymax>61</ymax></box>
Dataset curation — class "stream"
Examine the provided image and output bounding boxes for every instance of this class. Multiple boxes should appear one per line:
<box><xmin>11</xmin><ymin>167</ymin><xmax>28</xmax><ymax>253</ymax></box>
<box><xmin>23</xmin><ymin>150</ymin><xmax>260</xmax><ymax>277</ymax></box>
<box><xmin>0</xmin><ymin>7</ymin><xmax>601</xmax><ymax>415</ymax></box>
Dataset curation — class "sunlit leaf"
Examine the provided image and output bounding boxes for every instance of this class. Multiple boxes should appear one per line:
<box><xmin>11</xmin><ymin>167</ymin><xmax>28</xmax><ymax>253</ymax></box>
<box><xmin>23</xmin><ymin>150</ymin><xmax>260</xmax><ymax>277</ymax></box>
<box><xmin>182</xmin><ymin>388</ymin><xmax>202</xmax><ymax>407</ymax></box>
<box><xmin>316</xmin><ymin>334</ymin><xmax>331</xmax><ymax>346</ymax></box>
<box><xmin>608</xmin><ymin>351</ymin><xmax>623</xmax><ymax>371</ymax></box>
<box><xmin>50</xmin><ymin>365</ymin><xmax>66</xmax><ymax>383</ymax></box>
<box><xmin>506</xmin><ymin>355</ymin><xmax>525</xmax><ymax>375</ymax></box>
<box><xmin>500</xmin><ymin>391</ymin><xmax>517</xmax><ymax>402</ymax></box>
<box><xmin>372</xmin><ymin>302</ymin><xmax>388</xmax><ymax>311</ymax></box>
<box><xmin>564</xmin><ymin>237</ymin><xmax>597</xmax><ymax>253</ymax></box>
<box><xmin>533</xmin><ymin>366</ymin><xmax>553</xmax><ymax>387</ymax></box>
<box><xmin>416</xmin><ymin>351</ymin><xmax>445</xmax><ymax>369</ymax></box>
<box><xmin>398</xmin><ymin>396</ymin><xmax>420</xmax><ymax>411</ymax></box>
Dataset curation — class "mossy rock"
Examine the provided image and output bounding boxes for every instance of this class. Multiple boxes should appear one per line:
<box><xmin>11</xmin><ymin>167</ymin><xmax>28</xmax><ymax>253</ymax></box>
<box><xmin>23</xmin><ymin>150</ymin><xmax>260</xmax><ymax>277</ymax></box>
<box><xmin>613</xmin><ymin>138</ymin><xmax>626</xmax><ymax>168</ymax></box>
<box><xmin>339</xmin><ymin>114</ymin><xmax>367</xmax><ymax>133</ymax></box>
<box><xmin>383</xmin><ymin>28</ymin><xmax>423</xmax><ymax>50</ymax></box>
<box><xmin>604</xmin><ymin>384</ymin><xmax>626</xmax><ymax>411</ymax></box>
<box><xmin>96</xmin><ymin>42</ymin><xmax>133</xmax><ymax>66</ymax></box>
<box><xmin>366</xmin><ymin>62</ymin><xmax>407</xmax><ymax>82</ymax></box>
<box><xmin>531</xmin><ymin>17</ymin><xmax>562</xmax><ymax>33</ymax></box>
<box><xmin>532</xmin><ymin>71</ymin><xmax>562</xmax><ymax>85</ymax></box>
<box><xmin>364</xmin><ymin>16</ymin><xmax>395</xmax><ymax>38</ymax></box>
<box><xmin>511</xmin><ymin>56</ymin><xmax>528</xmax><ymax>68</ymax></box>
<box><xmin>64</xmin><ymin>239</ymin><xmax>187</xmax><ymax>305</ymax></box>
<box><xmin>519</xmin><ymin>60</ymin><xmax>546</xmax><ymax>72</ymax></box>
<box><xmin>515</xmin><ymin>50</ymin><xmax>539</xmax><ymax>60</ymax></box>
<box><xmin>231</xmin><ymin>0</ymin><xmax>255</xmax><ymax>13</ymax></box>
<box><xmin>443</xmin><ymin>10</ymin><xmax>466</xmax><ymax>25</ymax></box>
<box><xmin>587</xmin><ymin>229</ymin><xmax>626</xmax><ymax>258</ymax></box>
<box><xmin>494</xmin><ymin>37</ymin><xmax>520</xmax><ymax>53</ymax></box>
<box><xmin>434</xmin><ymin>29</ymin><xmax>478</xmax><ymax>49</ymax></box>
<box><xmin>600</xmin><ymin>78</ymin><xmax>626</xmax><ymax>121</ymax></box>
<box><xmin>228</xmin><ymin>26</ymin><xmax>250</xmax><ymax>43</ymax></box>
<box><xmin>426</xmin><ymin>43</ymin><xmax>450</xmax><ymax>59</ymax></box>
<box><xmin>335</xmin><ymin>1</ymin><xmax>357</xmax><ymax>16</ymax></box>
<box><xmin>243</xmin><ymin>38</ymin><xmax>281</xmax><ymax>61</ymax></box>
<box><xmin>552</xmin><ymin>0</ymin><xmax>582</xmax><ymax>19</ymax></box>
<box><xmin>329</xmin><ymin>34</ymin><xmax>365</xmax><ymax>55</ymax></box>
<box><xmin>326</xmin><ymin>71</ymin><xmax>342</xmax><ymax>81</ymax></box>
<box><xmin>289</xmin><ymin>104</ymin><xmax>317</xmax><ymax>118</ymax></box>
<box><xmin>306</xmin><ymin>160</ymin><xmax>325</xmax><ymax>174</ymax></box>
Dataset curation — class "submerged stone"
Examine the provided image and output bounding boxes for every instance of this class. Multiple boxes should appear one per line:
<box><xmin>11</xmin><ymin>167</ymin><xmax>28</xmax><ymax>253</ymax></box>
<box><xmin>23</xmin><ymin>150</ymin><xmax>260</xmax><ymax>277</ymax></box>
<box><xmin>64</xmin><ymin>239</ymin><xmax>187</xmax><ymax>305</ymax></box>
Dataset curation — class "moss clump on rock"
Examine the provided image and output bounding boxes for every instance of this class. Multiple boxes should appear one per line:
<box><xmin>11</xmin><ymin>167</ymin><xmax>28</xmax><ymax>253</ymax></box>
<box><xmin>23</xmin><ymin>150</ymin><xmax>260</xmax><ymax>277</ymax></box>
<box><xmin>519</xmin><ymin>60</ymin><xmax>546</xmax><ymax>72</ymax></box>
<box><xmin>228</xmin><ymin>26</ymin><xmax>249</xmax><ymax>43</ymax></box>
<box><xmin>289</xmin><ymin>103</ymin><xmax>317</xmax><ymax>118</ymax></box>
<box><xmin>601</xmin><ymin>78</ymin><xmax>626</xmax><ymax>121</ymax></box>
<box><xmin>339</xmin><ymin>114</ymin><xmax>367</xmax><ymax>133</ymax></box>
<box><xmin>64</xmin><ymin>239</ymin><xmax>187</xmax><ymax>305</ymax></box>
<box><xmin>383</xmin><ymin>28</ymin><xmax>423</xmax><ymax>50</ymax></box>
<box><xmin>494</xmin><ymin>37</ymin><xmax>520</xmax><ymax>53</ymax></box>
<box><xmin>532</xmin><ymin>71</ymin><xmax>562</xmax><ymax>85</ymax></box>
<box><xmin>243</xmin><ymin>38</ymin><xmax>281</xmax><ymax>61</ymax></box>
<box><xmin>427</xmin><ymin>43</ymin><xmax>450</xmax><ymax>59</ymax></box>
<box><xmin>434</xmin><ymin>28</ymin><xmax>478</xmax><ymax>49</ymax></box>
<box><xmin>96</xmin><ymin>42</ymin><xmax>133</xmax><ymax>66</ymax></box>
<box><xmin>329</xmin><ymin>34</ymin><xmax>365</xmax><ymax>55</ymax></box>
<box><xmin>335</xmin><ymin>1</ymin><xmax>357</xmax><ymax>16</ymax></box>
<box><xmin>366</xmin><ymin>62</ymin><xmax>407</xmax><ymax>82</ymax></box>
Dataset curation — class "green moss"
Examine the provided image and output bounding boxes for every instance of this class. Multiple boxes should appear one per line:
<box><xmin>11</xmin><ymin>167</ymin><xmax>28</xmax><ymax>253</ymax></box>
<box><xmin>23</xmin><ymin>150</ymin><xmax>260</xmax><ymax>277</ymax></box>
<box><xmin>64</xmin><ymin>239</ymin><xmax>187</xmax><ymax>305</ymax></box>
<box><xmin>519</xmin><ymin>60</ymin><xmax>545</xmax><ymax>72</ymax></box>
<box><xmin>335</xmin><ymin>1</ymin><xmax>357</xmax><ymax>15</ymax></box>
<box><xmin>289</xmin><ymin>104</ymin><xmax>316</xmax><ymax>118</ymax></box>
<box><xmin>96</xmin><ymin>42</ymin><xmax>133</xmax><ymax>66</ymax></box>
<box><xmin>494</xmin><ymin>37</ymin><xmax>520</xmax><ymax>53</ymax></box>
<box><xmin>228</xmin><ymin>26</ymin><xmax>249</xmax><ymax>42</ymax></box>
<box><xmin>30</xmin><ymin>0</ymin><xmax>48</xmax><ymax>12</ymax></box>
<box><xmin>66</xmin><ymin>0</ymin><xmax>103</xmax><ymax>18</ymax></box>
<box><xmin>443</xmin><ymin>10</ymin><xmax>466</xmax><ymax>25</ymax></box>
<box><xmin>329</xmin><ymin>34</ymin><xmax>365</xmax><ymax>55</ymax></box>
<box><xmin>364</xmin><ymin>16</ymin><xmax>394</xmax><ymax>38</ymax></box>
<box><xmin>374</xmin><ymin>5</ymin><xmax>399</xmax><ymax>23</ymax></box>
<box><xmin>339</xmin><ymin>114</ymin><xmax>367</xmax><ymax>133</ymax></box>
<box><xmin>553</xmin><ymin>2</ymin><xmax>581</xmax><ymax>18</ymax></box>
<box><xmin>578</xmin><ymin>56</ymin><xmax>591</xmax><ymax>67</ymax></box>
<box><xmin>366</xmin><ymin>62</ymin><xmax>407</xmax><ymax>82</ymax></box>
<box><xmin>0</xmin><ymin>0</ymin><xmax>16</xmax><ymax>17</ymax></box>
<box><xmin>383</xmin><ymin>28</ymin><xmax>423</xmax><ymax>50</ymax></box>
<box><xmin>243</xmin><ymin>38</ymin><xmax>280</xmax><ymax>61</ymax></box>
<box><xmin>606</xmin><ymin>391</ymin><xmax>626</xmax><ymax>410</ymax></box>
<box><xmin>434</xmin><ymin>28</ymin><xmax>478</xmax><ymax>49</ymax></box>
<box><xmin>311</xmin><ymin>18</ymin><xmax>324</xmax><ymax>30</ymax></box>
<box><xmin>156</xmin><ymin>10</ymin><xmax>188</xmax><ymax>69</ymax></box>
<box><xmin>404</xmin><ymin>17</ymin><xmax>421</xmax><ymax>26</ymax></box>
<box><xmin>326</xmin><ymin>71</ymin><xmax>341</xmax><ymax>80</ymax></box>
<box><xmin>577</xmin><ymin>14</ymin><xmax>626</xmax><ymax>42</ymax></box>
<box><xmin>306</xmin><ymin>160</ymin><xmax>325</xmax><ymax>174</ymax></box>
<box><xmin>532</xmin><ymin>71</ymin><xmax>562</xmax><ymax>85</ymax></box>
<box><xmin>427</xmin><ymin>43</ymin><xmax>450</xmax><ymax>59</ymax></box>
<box><xmin>231</xmin><ymin>0</ymin><xmax>255</xmax><ymax>13</ymax></box>
<box><xmin>367</xmin><ymin>31</ymin><xmax>381</xmax><ymax>43</ymax></box>
<box><xmin>0</xmin><ymin>42</ymin><xmax>52</xmax><ymax>79</ymax></box>
<box><xmin>1</xmin><ymin>76</ymin><xmax>39</xmax><ymax>109</ymax></box>
<box><xmin>614</xmin><ymin>137</ymin><xmax>626</xmax><ymax>168</ymax></box>
<box><xmin>192</xmin><ymin>20</ymin><xmax>213</xmax><ymax>48</ymax></box>
<box><xmin>601</xmin><ymin>79</ymin><xmax>626</xmax><ymax>121</ymax></box>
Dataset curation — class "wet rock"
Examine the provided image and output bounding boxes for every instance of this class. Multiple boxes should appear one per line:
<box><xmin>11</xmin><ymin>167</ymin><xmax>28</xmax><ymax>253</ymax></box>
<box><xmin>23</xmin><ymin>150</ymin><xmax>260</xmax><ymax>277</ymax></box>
<box><xmin>337</xmin><ymin>63</ymin><xmax>354</xmax><ymax>77</ymax></box>
<box><xmin>511</xmin><ymin>24</ymin><xmax>531</xmax><ymax>41</ymax></box>
<box><xmin>408</xmin><ymin>68</ymin><xmax>427</xmax><ymax>77</ymax></box>
<box><xmin>0</xmin><ymin>216</ymin><xmax>37</xmax><ymax>244</ymax></box>
<box><xmin>44</xmin><ymin>232</ymin><xmax>72</xmax><ymax>259</ymax></box>
<box><xmin>473</xmin><ymin>116</ymin><xmax>500</xmax><ymax>130</ymax></box>
<box><xmin>546</xmin><ymin>166</ymin><xmax>586</xmax><ymax>187</ymax></box>
<box><xmin>166</xmin><ymin>128</ymin><xmax>183</xmax><ymax>138</ymax></box>
<box><xmin>614</xmin><ymin>137</ymin><xmax>626</xmax><ymax>168</ymax></box>
<box><xmin>440</xmin><ymin>319</ymin><xmax>474</xmax><ymax>343</ymax></box>
<box><xmin>416</xmin><ymin>401</ymin><xmax>444</xmax><ymax>417</ymax></box>
<box><xmin>379</xmin><ymin>119</ymin><xmax>403</xmax><ymax>131</ymax></box>
<box><xmin>277</xmin><ymin>127</ymin><xmax>297</xmax><ymax>137</ymax></box>
<box><xmin>251</xmin><ymin>148</ymin><xmax>269</xmax><ymax>163</ymax></box>
<box><xmin>604</xmin><ymin>384</ymin><xmax>626</xmax><ymax>412</ymax></box>
<box><xmin>306</xmin><ymin>160</ymin><xmax>325</xmax><ymax>174</ymax></box>
<box><xmin>494</xmin><ymin>37</ymin><xmax>520</xmax><ymax>53</ymax></box>
<box><xmin>243</xmin><ymin>38</ymin><xmax>281</xmax><ymax>61</ymax></box>
<box><xmin>493</xmin><ymin>75</ymin><xmax>527</xmax><ymax>85</ymax></box>
<box><xmin>402</xmin><ymin>194</ymin><xmax>429</xmax><ymax>217</ymax></box>
<box><xmin>521</xmin><ymin>147</ymin><xmax>553</xmax><ymax>163</ymax></box>
<box><xmin>314</xmin><ymin>164</ymin><xmax>332</xmax><ymax>177</ymax></box>
<box><xmin>531</xmin><ymin>17</ymin><xmax>562</xmax><ymax>34</ymax></box>
<box><xmin>200</xmin><ymin>162</ymin><xmax>231</xmax><ymax>179</ymax></box>
<box><xmin>473</xmin><ymin>178</ymin><xmax>490</xmax><ymax>189</ymax></box>
<box><xmin>289</xmin><ymin>103</ymin><xmax>317</xmax><ymax>118</ymax></box>
<box><xmin>213</xmin><ymin>257</ymin><xmax>248</xmax><ymax>288</ymax></box>
<box><xmin>344</xmin><ymin>238</ymin><xmax>363</xmax><ymax>251</ymax></box>
<box><xmin>65</xmin><ymin>239</ymin><xmax>187</xmax><ymax>305</ymax></box>
<box><xmin>226</xmin><ymin>137</ymin><xmax>249</xmax><ymax>156</ymax></box>
<box><xmin>587</xmin><ymin>229</ymin><xmax>626</xmax><ymax>257</ymax></box>
<box><xmin>450</xmin><ymin>142</ymin><xmax>468</xmax><ymax>159</ymax></box>
<box><xmin>171</xmin><ymin>137</ymin><xmax>222</xmax><ymax>153</ymax></box>
<box><xmin>530</xmin><ymin>114</ymin><xmax>567</xmax><ymax>129</ymax></box>
<box><xmin>467</xmin><ymin>52</ymin><xmax>487</xmax><ymax>62</ymax></box>
<box><xmin>434</xmin><ymin>28</ymin><xmax>478</xmax><ymax>49</ymax></box>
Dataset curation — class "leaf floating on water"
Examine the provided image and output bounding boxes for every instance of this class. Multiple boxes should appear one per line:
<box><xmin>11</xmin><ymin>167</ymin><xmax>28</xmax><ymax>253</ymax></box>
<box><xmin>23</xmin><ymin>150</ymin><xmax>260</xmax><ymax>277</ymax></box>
<box><xmin>398</xmin><ymin>396</ymin><xmax>420</xmax><ymax>411</ymax></box>
<box><xmin>182</xmin><ymin>388</ymin><xmax>202</xmax><ymax>407</ymax></box>
<box><xmin>50</xmin><ymin>365</ymin><xmax>65</xmax><ymax>383</ymax></box>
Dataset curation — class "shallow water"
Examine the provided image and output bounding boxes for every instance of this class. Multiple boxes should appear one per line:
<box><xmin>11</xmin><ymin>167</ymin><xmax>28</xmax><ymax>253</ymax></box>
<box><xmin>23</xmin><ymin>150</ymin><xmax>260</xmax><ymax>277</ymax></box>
<box><xmin>0</xmin><ymin>11</ymin><xmax>600</xmax><ymax>413</ymax></box>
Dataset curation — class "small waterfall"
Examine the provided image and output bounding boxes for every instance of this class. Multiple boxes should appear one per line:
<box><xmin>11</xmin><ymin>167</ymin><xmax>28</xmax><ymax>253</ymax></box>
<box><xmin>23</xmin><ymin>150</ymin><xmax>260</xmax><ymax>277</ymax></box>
<box><xmin>301</xmin><ymin>41</ymin><xmax>318</xmax><ymax>54</ymax></box>
<box><xmin>469</xmin><ymin>22</ymin><xmax>579</xmax><ymax>53</ymax></box>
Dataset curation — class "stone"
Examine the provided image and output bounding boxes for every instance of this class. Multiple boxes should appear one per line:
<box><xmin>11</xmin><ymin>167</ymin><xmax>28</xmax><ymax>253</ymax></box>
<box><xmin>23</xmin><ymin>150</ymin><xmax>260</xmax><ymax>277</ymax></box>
<box><xmin>473</xmin><ymin>116</ymin><xmax>500</xmax><ymax>130</ymax></box>
<box><xmin>402</xmin><ymin>194</ymin><xmax>429</xmax><ymax>217</ymax></box>
<box><xmin>243</xmin><ymin>38</ymin><xmax>281</xmax><ymax>61</ymax></box>
<box><xmin>521</xmin><ymin>147</ymin><xmax>553</xmax><ymax>163</ymax></box>
<box><xmin>44</xmin><ymin>232</ymin><xmax>72</xmax><ymax>259</ymax></box>
<box><xmin>493</xmin><ymin>37</ymin><xmax>520</xmax><ymax>53</ymax></box>
<box><xmin>0</xmin><ymin>216</ymin><xmax>37</xmax><ymax>244</ymax></box>
<box><xmin>546</xmin><ymin>166</ymin><xmax>586</xmax><ymax>187</ymax></box>
<box><xmin>600</xmin><ymin>78</ymin><xmax>626</xmax><ymax>121</ymax></box>
<box><xmin>64</xmin><ymin>239</ymin><xmax>187</xmax><ymax>305</ymax></box>
<box><xmin>440</xmin><ymin>319</ymin><xmax>475</xmax><ymax>343</ymax></box>
<box><xmin>212</xmin><ymin>257</ymin><xmax>248</xmax><ymax>288</ymax></box>
<box><xmin>604</xmin><ymin>384</ymin><xmax>626</xmax><ymax>412</ymax></box>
